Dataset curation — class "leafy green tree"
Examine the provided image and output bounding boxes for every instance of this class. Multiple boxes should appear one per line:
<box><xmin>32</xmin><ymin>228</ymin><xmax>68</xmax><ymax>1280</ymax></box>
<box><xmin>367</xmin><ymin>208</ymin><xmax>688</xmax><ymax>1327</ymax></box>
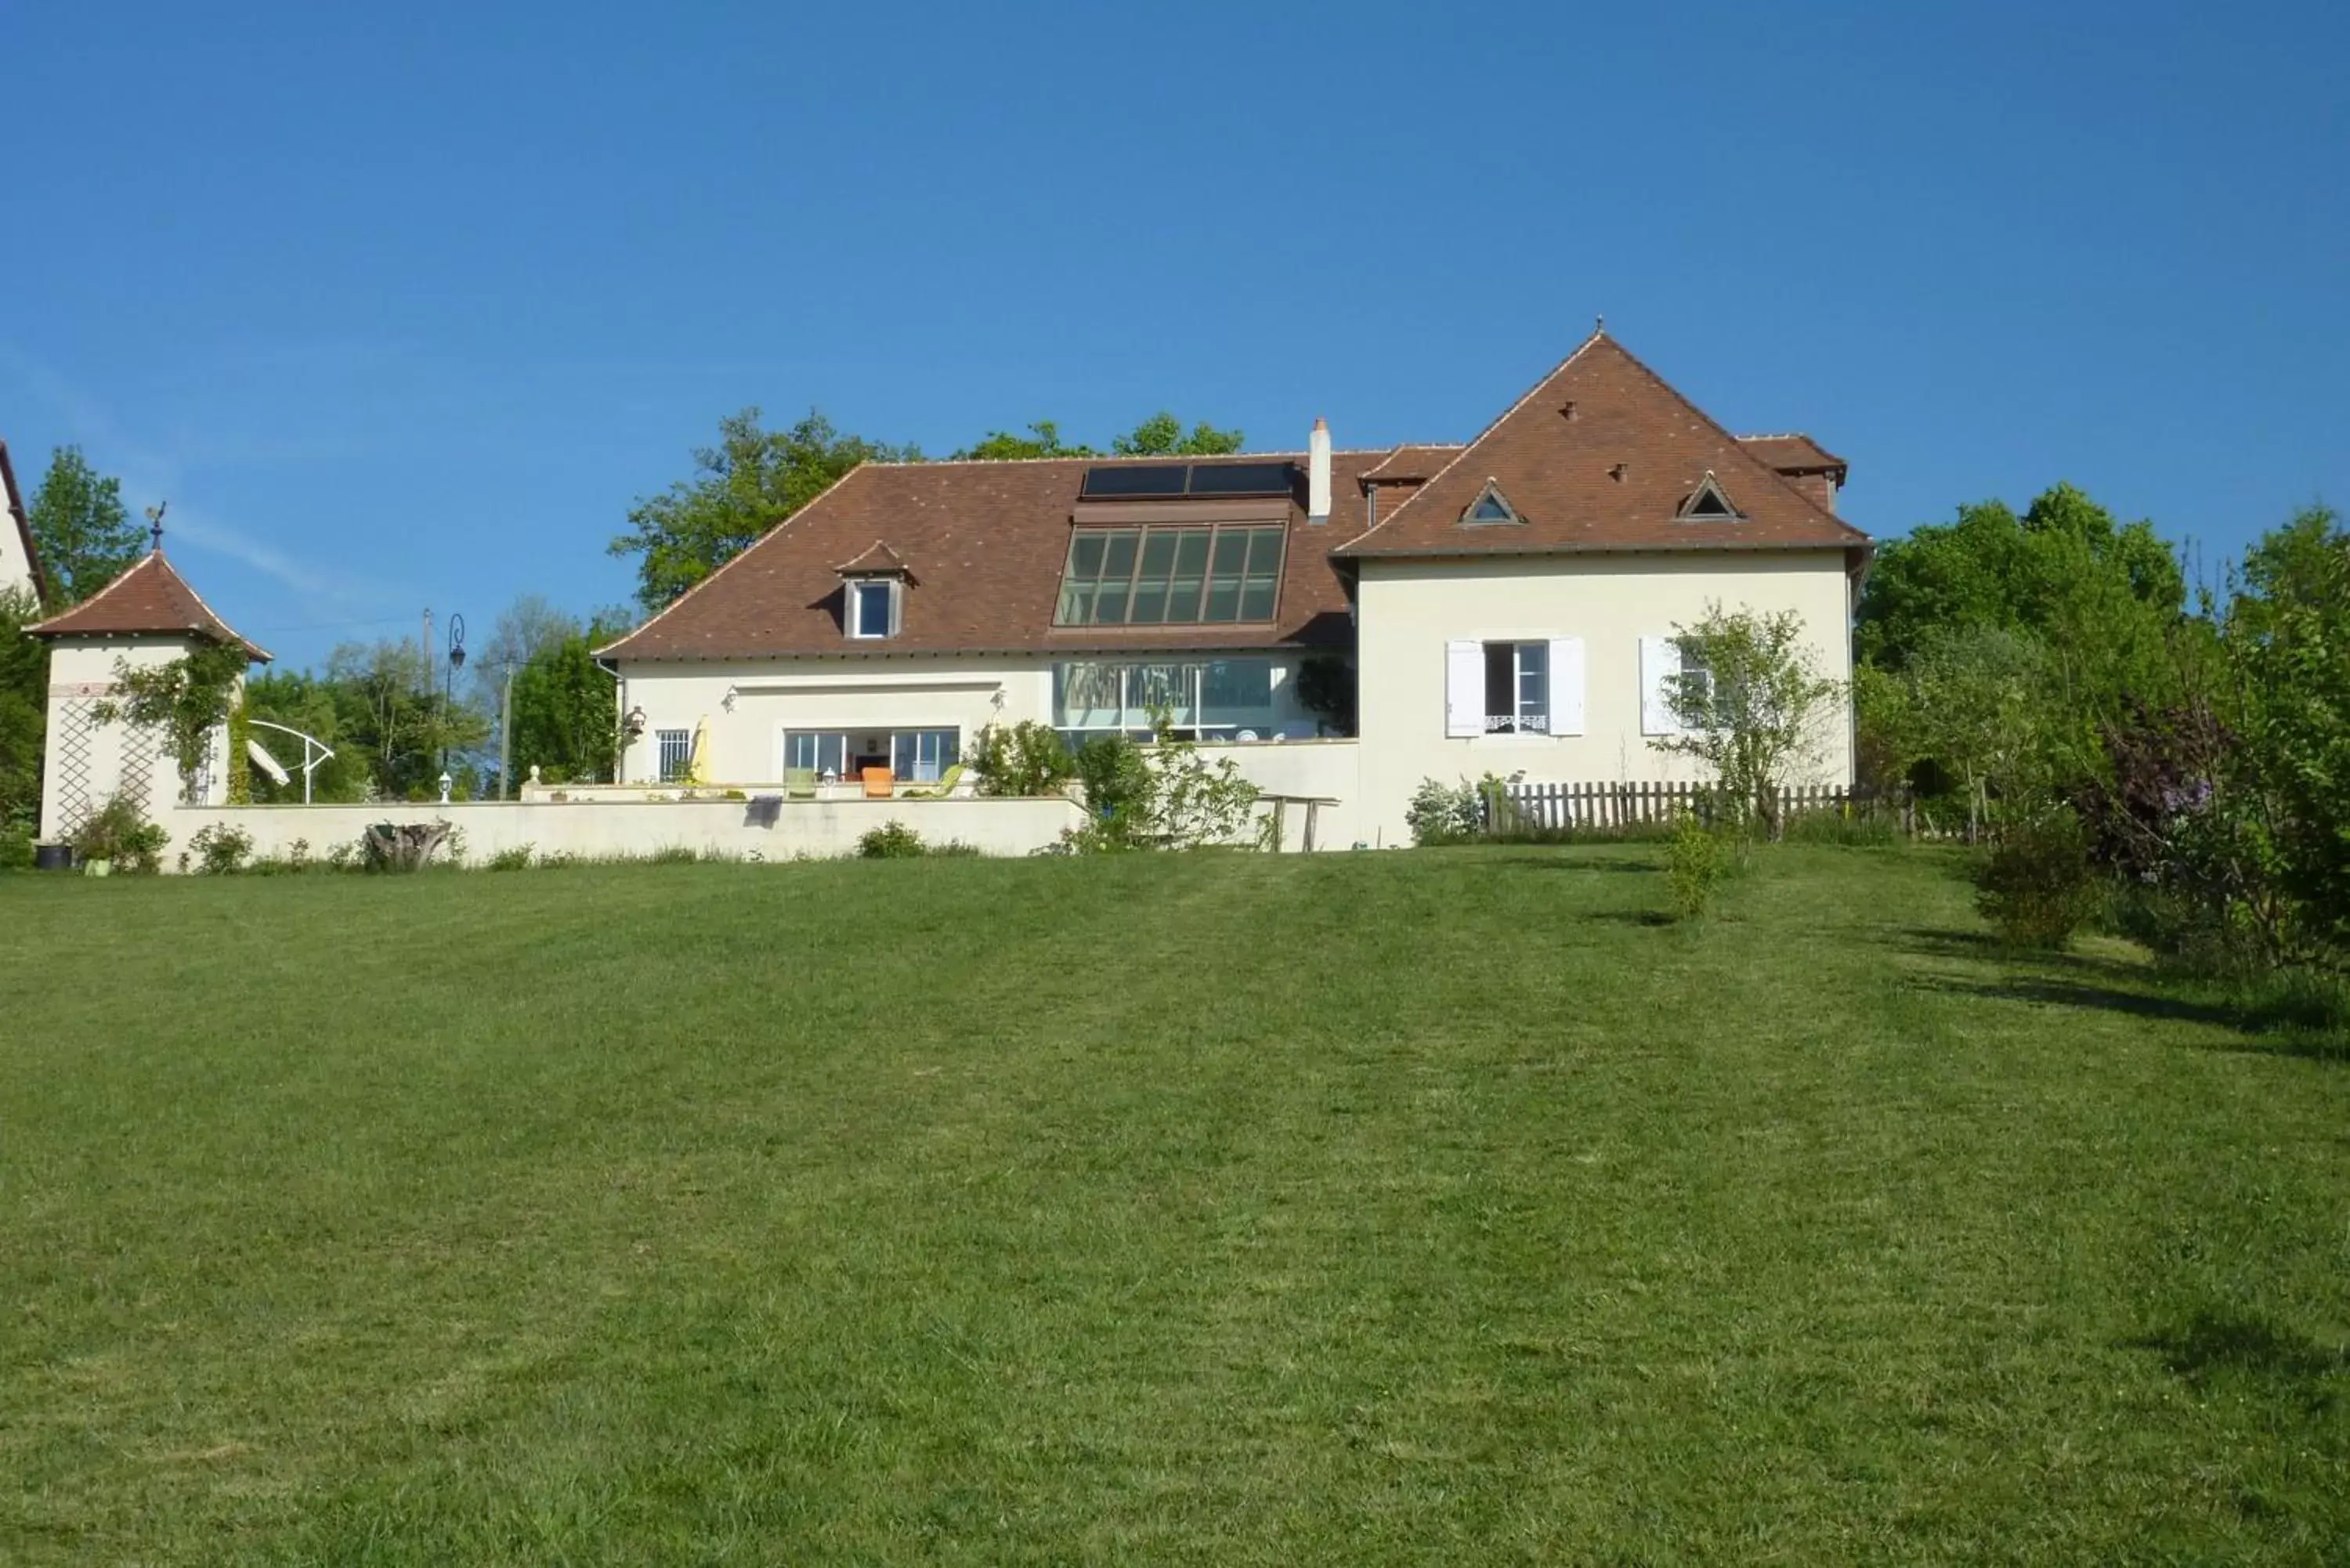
<box><xmin>1854</xmin><ymin>625</ymin><xmax>2055</xmax><ymax>840</ymax></box>
<box><xmin>508</xmin><ymin>631</ymin><xmax>620</xmax><ymax>785</ymax></box>
<box><xmin>953</xmin><ymin>421</ymin><xmax>1097</xmax><ymax>461</ymax></box>
<box><xmin>609</xmin><ymin>409</ymin><xmax>914</xmax><ymax>612</ymax></box>
<box><xmin>1652</xmin><ymin>605</ymin><xmax>1844</xmax><ymax>833</ymax></box>
<box><xmin>321</xmin><ymin>638</ymin><xmax>490</xmax><ymax>800</ymax></box>
<box><xmin>0</xmin><ymin>587</ymin><xmax>49</xmax><ymax>829</ymax></box>
<box><xmin>26</xmin><ymin>446</ymin><xmax>144</xmax><ymax>605</ymax></box>
<box><xmin>1112</xmin><ymin>413</ymin><xmax>1244</xmax><ymax>457</ymax></box>
<box><xmin>240</xmin><ymin>669</ymin><xmax>374</xmax><ymax>803</ymax></box>
<box><xmin>953</xmin><ymin>414</ymin><xmax>1246</xmax><ymax>462</ymax></box>
<box><xmin>2225</xmin><ymin>506</ymin><xmax>2350</xmax><ymax>951</ymax></box>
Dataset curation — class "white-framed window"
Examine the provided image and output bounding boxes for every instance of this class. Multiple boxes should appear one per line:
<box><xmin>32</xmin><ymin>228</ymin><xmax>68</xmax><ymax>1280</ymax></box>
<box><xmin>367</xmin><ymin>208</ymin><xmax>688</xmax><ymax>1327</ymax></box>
<box><xmin>784</xmin><ymin>730</ymin><xmax>851</xmax><ymax>779</ymax></box>
<box><xmin>891</xmin><ymin>728</ymin><xmax>959</xmax><ymax>782</ymax></box>
<box><xmin>656</xmin><ymin>728</ymin><xmax>692</xmax><ymax>782</ymax></box>
<box><xmin>847</xmin><ymin>579</ymin><xmax>898</xmax><ymax>639</ymax></box>
<box><xmin>1642</xmin><ymin>635</ymin><xmax>1719</xmax><ymax>735</ymax></box>
<box><xmin>1446</xmin><ymin>638</ymin><xmax>1584</xmax><ymax>739</ymax></box>
<box><xmin>1050</xmin><ymin>657</ymin><xmax>1279</xmax><ymax>741</ymax></box>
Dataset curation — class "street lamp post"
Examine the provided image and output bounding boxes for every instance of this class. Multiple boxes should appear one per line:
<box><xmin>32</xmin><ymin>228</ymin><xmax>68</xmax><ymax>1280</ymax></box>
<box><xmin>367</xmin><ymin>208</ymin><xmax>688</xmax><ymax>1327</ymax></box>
<box><xmin>442</xmin><ymin>613</ymin><xmax>466</xmax><ymax>778</ymax></box>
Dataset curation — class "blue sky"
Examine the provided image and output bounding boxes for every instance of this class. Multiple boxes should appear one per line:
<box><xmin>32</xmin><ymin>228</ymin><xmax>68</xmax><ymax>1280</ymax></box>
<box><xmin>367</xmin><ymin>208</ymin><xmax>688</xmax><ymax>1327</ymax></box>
<box><xmin>5</xmin><ymin>2</ymin><xmax>2344</xmax><ymax>669</ymax></box>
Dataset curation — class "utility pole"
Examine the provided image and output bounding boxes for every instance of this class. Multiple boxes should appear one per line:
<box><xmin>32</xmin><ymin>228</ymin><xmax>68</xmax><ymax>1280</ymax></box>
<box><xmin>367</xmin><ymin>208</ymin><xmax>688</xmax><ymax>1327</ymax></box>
<box><xmin>500</xmin><ymin>661</ymin><xmax>516</xmax><ymax>800</ymax></box>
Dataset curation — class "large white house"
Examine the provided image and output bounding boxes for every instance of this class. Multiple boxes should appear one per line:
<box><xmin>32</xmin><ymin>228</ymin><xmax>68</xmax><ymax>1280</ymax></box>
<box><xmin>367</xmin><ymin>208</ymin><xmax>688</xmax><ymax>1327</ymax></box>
<box><xmin>598</xmin><ymin>331</ymin><xmax>1872</xmax><ymax>847</ymax></box>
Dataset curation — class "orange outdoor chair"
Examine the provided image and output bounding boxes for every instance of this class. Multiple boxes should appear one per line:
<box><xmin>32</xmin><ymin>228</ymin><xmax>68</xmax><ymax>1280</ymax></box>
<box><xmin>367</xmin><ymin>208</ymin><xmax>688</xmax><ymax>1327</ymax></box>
<box><xmin>861</xmin><ymin>766</ymin><xmax>895</xmax><ymax>799</ymax></box>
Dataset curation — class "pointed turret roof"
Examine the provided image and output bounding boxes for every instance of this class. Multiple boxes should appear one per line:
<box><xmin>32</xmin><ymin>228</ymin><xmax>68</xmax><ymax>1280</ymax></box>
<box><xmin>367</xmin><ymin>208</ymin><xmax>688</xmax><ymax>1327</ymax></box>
<box><xmin>1335</xmin><ymin>333</ymin><xmax>1869</xmax><ymax>561</ymax></box>
<box><xmin>27</xmin><ymin>549</ymin><xmax>272</xmax><ymax>661</ymax></box>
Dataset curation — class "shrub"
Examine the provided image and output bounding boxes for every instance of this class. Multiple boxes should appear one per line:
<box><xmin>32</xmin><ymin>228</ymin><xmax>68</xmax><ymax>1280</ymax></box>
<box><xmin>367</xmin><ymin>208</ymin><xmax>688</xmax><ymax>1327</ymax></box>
<box><xmin>70</xmin><ymin>795</ymin><xmax>168</xmax><ymax>873</ymax></box>
<box><xmin>1976</xmin><ymin>808</ymin><xmax>2099</xmax><ymax>949</ymax></box>
<box><xmin>1665</xmin><ymin>811</ymin><xmax>1729</xmax><ymax>920</ymax></box>
<box><xmin>487</xmin><ymin>844</ymin><xmax>537</xmax><ymax>872</ymax></box>
<box><xmin>967</xmin><ymin>721</ymin><xmax>1076</xmax><ymax>797</ymax></box>
<box><xmin>1074</xmin><ymin>735</ymin><xmax>1151</xmax><ymax>839</ymax></box>
<box><xmin>858</xmin><ymin>820</ymin><xmax>927</xmax><ymax>859</ymax></box>
<box><xmin>183</xmin><ymin>822</ymin><xmax>255</xmax><ymax>875</ymax></box>
<box><xmin>0</xmin><ymin>819</ymin><xmax>32</xmax><ymax>871</ymax></box>
<box><xmin>1405</xmin><ymin>777</ymin><xmax>1485</xmax><ymax>845</ymax></box>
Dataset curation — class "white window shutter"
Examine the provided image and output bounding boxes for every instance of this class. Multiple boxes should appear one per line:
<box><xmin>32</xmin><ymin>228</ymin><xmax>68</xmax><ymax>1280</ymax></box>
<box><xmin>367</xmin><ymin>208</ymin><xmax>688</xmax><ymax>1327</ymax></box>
<box><xmin>1444</xmin><ymin>641</ymin><xmax>1484</xmax><ymax>737</ymax></box>
<box><xmin>1640</xmin><ymin>635</ymin><xmax>1681</xmax><ymax>736</ymax></box>
<box><xmin>1548</xmin><ymin>638</ymin><xmax>1585</xmax><ymax>735</ymax></box>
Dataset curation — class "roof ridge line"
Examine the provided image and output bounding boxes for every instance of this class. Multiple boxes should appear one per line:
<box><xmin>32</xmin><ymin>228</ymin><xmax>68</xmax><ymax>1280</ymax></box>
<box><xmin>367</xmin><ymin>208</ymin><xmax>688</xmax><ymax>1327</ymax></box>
<box><xmin>862</xmin><ymin>449</ymin><xmax>1397</xmax><ymax>469</ymax></box>
<box><xmin>161</xmin><ymin>551</ymin><xmax>274</xmax><ymax>662</ymax></box>
<box><xmin>1594</xmin><ymin>338</ymin><xmax>1864</xmax><ymax>540</ymax></box>
<box><xmin>1334</xmin><ymin>329</ymin><xmax>1607</xmax><ymax>551</ymax></box>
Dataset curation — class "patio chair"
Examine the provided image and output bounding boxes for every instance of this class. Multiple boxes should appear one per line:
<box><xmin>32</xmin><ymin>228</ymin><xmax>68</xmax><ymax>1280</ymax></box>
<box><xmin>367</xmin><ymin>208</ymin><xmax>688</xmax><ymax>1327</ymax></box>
<box><xmin>861</xmin><ymin>766</ymin><xmax>895</xmax><ymax>799</ymax></box>
<box><xmin>904</xmin><ymin>763</ymin><xmax>964</xmax><ymax>800</ymax></box>
<box><xmin>783</xmin><ymin>767</ymin><xmax>817</xmax><ymax>800</ymax></box>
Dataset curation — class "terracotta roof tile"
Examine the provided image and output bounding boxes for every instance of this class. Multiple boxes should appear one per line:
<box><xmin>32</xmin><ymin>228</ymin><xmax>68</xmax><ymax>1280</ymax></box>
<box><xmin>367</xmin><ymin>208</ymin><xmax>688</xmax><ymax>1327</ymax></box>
<box><xmin>1360</xmin><ymin>444</ymin><xmax>1463</xmax><ymax>482</ymax></box>
<box><xmin>834</xmin><ymin>540</ymin><xmax>913</xmax><ymax>577</ymax></box>
<box><xmin>1336</xmin><ymin>335</ymin><xmax>1869</xmax><ymax>560</ymax></box>
<box><xmin>598</xmin><ymin>453</ymin><xmax>1383</xmax><ymax>662</ymax></box>
<box><xmin>1737</xmin><ymin>432</ymin><xmax>1848</xmax><ymax>481</ymax></box>
<box><xmin>26</xmin><ymin>551</ymin><xmax>272</xmax><ymax>660</ymax></box>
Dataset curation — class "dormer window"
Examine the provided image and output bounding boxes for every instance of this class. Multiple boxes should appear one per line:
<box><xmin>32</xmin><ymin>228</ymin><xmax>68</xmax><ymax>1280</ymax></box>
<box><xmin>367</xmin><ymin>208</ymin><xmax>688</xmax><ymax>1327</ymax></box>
<box><xmin>1676</xmin><ymin>472</ymin><xmax>1742</xmax><ymax>521</ymax></box>
<box><xmin>1462</xmin><ymin>479</ymin><xmax>1522</xmax><ymax>527</ymax></box>
<box><xmin>848</xmin><ymin>578</ymin><xmax>898</xmax><ymax>638</ymax></box>
<box><xmin>835</xmin><ymin>540</ymin><xmax>912</xmax><ymax>640</ymax></box>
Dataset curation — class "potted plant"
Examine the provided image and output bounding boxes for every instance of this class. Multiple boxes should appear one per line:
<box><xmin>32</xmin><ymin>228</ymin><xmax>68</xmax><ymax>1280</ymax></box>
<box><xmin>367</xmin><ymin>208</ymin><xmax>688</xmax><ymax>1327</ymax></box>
<box><xmin>70</xmin><ymin>795</ymin><xmax>168</xmax><ymax>876</ymax></box>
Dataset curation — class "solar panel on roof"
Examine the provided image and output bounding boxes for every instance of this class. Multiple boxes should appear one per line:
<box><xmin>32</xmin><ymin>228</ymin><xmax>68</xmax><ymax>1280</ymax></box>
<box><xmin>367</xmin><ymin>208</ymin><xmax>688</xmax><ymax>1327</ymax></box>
<box><xmin>1183</xmin><ymin>461</ymin><xmax>1296</xmax><ymax>498</ymax></box>
<box><xmin>1080</xmin><ymin>464</ymin><xmax>1190</xmax><ymax>499</ymax></box>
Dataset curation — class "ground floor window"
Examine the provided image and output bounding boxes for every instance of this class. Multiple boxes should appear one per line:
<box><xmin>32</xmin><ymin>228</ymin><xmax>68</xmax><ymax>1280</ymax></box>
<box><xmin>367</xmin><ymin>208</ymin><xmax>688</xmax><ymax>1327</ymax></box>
<box><xmin>1051</xmin><ymin>658</ymin><xmax>1279</xmax><ymax>742</ymax></box>
<box><xmin>891</xmin><ymin>728</ymin><xmax>959</xmax><ymax>782</ymax></box>
<box><xmin>785</xmin><ymin>728</ymin><xmax>960</xmax><ymax>782</ymax></box>
<box><xmin>1483</xmin><ymin>641</ymin><xmax>1549</xmax><ymax>734</ymax></box>
<box><xmin>656</xmin><ymin>728</ymin><xmax>692</xmax><ymax>781</ymax></box>
<box><xmin>784</xmin><ymin>730</ymin><xmax>851</xmax><ymax>779</ymax></box>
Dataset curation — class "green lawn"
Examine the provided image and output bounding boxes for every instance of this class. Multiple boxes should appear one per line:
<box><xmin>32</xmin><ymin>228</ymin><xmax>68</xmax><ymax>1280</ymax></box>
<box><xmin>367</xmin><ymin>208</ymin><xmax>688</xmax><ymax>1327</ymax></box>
<box><xmin>2</xmin><ymin>846</ymin><xmax>2345</xmax><ymax>1564</ymax></box>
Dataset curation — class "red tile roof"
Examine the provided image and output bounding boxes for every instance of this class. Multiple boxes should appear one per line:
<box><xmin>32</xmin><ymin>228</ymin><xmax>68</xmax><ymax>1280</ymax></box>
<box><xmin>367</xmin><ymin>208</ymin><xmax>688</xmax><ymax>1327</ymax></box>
<box><xmin>1737</xmin><ymin>432</ymin><xmax>1849</xmax><ymax>482</ymax></box>
<box><xmin>1360</xmin><ymin>444</ymin><xmax>1463</xmax><ymax>482</ymax></box>
<box><xmin>26</xmin><ymin>551</ymin><xmax>272</xmax><ymax>661</ymax></box>
<box><xmin>834</xmin><ymin>540</ymin><xmax>914</xmax><ymax>577</ymax></box>
<box><xmin>1336</xmin><ymin>334</ymin><xmax>1868</xmax><ymax>561</ymax></box>
<box><xmin>597</xmin><ymin>335</ymin><xmax>1867</xmax><ymax>661</ymax></box>
<box><xmin>0</xmin><ymin>438</ymin><xmax>48</xmax><ymax>608</ymax></box>
<box><xmin>598</xmin><ymin>453</ymin><xmax>1387</xmax><ymax>662</ymax></box>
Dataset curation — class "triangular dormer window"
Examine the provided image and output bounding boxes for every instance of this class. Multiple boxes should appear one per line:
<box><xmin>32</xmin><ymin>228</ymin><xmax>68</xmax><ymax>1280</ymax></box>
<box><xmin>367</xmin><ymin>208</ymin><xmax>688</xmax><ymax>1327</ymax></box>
<box><xmin>1677</xmin><ymin>472</ymin><xmax>1741</xmax><ymax>521</ymax></box>
<box><xmin>1462</xmin><ymin>479</ymin><xmax>1522</xmax><ymax>527</ymax></box>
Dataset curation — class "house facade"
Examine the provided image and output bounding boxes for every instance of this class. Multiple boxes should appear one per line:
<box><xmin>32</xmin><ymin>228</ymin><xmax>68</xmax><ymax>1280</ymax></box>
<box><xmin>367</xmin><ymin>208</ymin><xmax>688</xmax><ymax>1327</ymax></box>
<box><xmin>598</xmin><ymin>331</ymin><xmax>1871</xmax><ymax>846</ymax></box>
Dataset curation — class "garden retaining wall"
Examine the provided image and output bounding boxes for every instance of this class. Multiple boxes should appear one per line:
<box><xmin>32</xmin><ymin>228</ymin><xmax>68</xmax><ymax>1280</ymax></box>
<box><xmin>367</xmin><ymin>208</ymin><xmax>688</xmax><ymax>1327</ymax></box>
<box><xmin>159</xmin><ymin>795</ymin><xmax>1090</xmax><ymax>869</ymax></box>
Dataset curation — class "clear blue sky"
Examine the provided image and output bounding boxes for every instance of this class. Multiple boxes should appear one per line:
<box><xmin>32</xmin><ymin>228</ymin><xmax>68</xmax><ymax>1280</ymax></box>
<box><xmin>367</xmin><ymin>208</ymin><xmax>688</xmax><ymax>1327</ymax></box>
<box><xmin>5</xmin><ymin>2</ymin><xmax>2344</xmax><ymax>670</ymax></box>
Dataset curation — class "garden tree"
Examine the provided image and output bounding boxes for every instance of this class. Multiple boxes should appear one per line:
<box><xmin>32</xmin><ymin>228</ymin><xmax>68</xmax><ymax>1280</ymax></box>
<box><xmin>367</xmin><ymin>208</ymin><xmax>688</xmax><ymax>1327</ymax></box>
<box><xmin>1856</xmin><ymin>482</ymin><xmax>2184</xmax><ymax>672</ymax></box>
<box><xmin>323</xmin><ymin>638</ymin><xmax>490</xmax><ymax>800</ymax></box>
<box><xmin>953</xmin><ymin>414</ymin><xmax>1248</xmax><ymax>462</ymax></box>
<box><xmin>239</xmin><ymin>669</ymin><xmax>375</xmax><ymax>804</ymax></box>
<box><xmin>468</xmin><ymin>593</ymin><xmax>582</xmax><ymax>708</ymax></box>
<box><xmin>1112</xmin><ymin>413</ymin><xmax>1244</xmax><ymax>456</ymax></box>
<box><xmin>1853</xmin><ymin>625</ymin><xmax>2055</xmax><ymax>840</ymax></box>
<box><xmin>508</xmin><ymin>629</ymin><xmax>623</xmax><ymax>784</ymax></box>
<box><xmin>2224</xmin><ymin>505</ymin><xmax>2350</xmax><ymax>951</ymax></box>
<box><xmin>26</xmin><ymin>446</ymin><xmax>144</xmax><ymax>605</ymax></box>
<box><xmin>90</xmin><ymin>641</ymin><xmax>251</xmax><ymax>804</ymax></box>
<box><xmin>953</xmin><ymin>421</ymin><xmax>1096</xmax><ymax>461</ymax></box>
<box><xmin>1652</xmin><ymin>605</ymin><xmax>1843</xmax><ymax>832</ymax></box>
<box><xmin>609</xmin><ymin>409</ymin><xmax>915</xmax><ymax>612</ymax></box>
<box><xmin>0</xmin><ymin>587</ymin><xmax>49</xmax><ymax>833</ymax></box>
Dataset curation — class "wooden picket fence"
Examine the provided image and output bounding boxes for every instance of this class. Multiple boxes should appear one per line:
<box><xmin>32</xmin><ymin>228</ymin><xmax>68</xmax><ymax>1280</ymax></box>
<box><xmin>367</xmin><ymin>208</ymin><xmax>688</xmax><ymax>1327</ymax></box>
<box><xmin>1495</xmin><ymin>780</ymin><xmax>1914</xmax><ymax>837</ymax></box>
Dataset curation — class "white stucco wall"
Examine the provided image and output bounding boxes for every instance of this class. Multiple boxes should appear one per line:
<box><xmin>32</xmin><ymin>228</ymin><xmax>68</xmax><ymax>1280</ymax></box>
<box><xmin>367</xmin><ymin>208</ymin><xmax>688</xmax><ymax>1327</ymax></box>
<box><xmin>40</xmin><ymin>636</ymin><xmax>238</xmax><ymax>841</ymax></box>
<box><xmin>161</xmin><ymin>795</ymin><xmax>1090</xmax><ymax>869</ymax></box>
<box><xmin>1352</xmin><ymin>551</ymin><xmax>1856</xmax><ymax>845</ymax></box>
<box><xmin>609</xmin><ymin>652</ymin><xmax>1325</xmax><ymax>786</ymax></box>
<box><xmin>1188</xmin><ymin>739</ymin><xmax>1362</xmax><ymax>850</ymax></box>
<box><xmin>0</xmin><ymin>515</ymin><xmax>36</xmax><ymax>602</ymax></box>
